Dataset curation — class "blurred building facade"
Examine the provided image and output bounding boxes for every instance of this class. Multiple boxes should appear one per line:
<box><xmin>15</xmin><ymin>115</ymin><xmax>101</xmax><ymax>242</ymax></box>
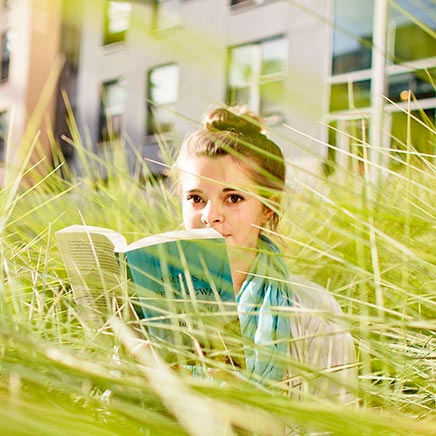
<box><xmin>0</xmin><ymin>0</ymin><xmax>61</xmax><ymax>184</ymax></box>
<box><xmin>0</xmin><ymin>0</ymin><xmax>435</xmax><ymax>184</ymax></box>
<box><xmin>59</xmin><ymin>0</ymin><xmax>332</xmax><ymax>180</ymax></box>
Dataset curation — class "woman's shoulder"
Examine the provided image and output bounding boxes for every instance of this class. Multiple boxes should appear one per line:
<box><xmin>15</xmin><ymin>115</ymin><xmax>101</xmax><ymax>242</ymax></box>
<box><xmin>288</xmin><ymin>274</ymin><xmax>354</xmax><ymax>344</ymax></box>
<box><xmin>288</xmin><ymin>274</ymin><xmax>344</xmax><ymax>315</ymax></box>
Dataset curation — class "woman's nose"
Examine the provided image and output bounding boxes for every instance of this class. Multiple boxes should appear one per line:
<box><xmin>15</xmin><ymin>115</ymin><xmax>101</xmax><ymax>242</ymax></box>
<box><xmin>200</xmin><ymin>200</ymin><xmax>224</xmax><ymax>226</ymax></box>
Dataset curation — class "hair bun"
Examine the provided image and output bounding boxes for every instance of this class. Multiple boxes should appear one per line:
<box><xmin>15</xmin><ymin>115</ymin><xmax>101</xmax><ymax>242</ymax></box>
<box><xmin>203</xmin><ymin>106</ymin><xmax>264</xmax><ymax>135</ymax></box>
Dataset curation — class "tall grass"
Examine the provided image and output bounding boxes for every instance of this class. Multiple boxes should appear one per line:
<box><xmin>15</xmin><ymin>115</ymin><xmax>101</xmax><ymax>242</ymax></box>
<box><xmin>1</xmin><ymin>99</ymin><xmax>436</xmax><ymax>435</ymax></box>
<box><xmin>2</xmin><ymin>3</ymin><xmax>436</xmax><ymax>427</ymax></box>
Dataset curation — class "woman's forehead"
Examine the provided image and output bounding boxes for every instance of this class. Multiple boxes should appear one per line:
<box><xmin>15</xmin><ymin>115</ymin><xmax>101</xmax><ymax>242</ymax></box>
<box><xmin>179</xmin><ymin>155</ymin><xmax>256</xmax><ymax>190</ymax></box>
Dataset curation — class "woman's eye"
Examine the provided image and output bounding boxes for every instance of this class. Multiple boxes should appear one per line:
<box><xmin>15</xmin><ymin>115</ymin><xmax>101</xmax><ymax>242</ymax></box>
<box><xmin>186</xmin><ymin>194</ymin><xmax>204</xmax><ymax>204</ymax></box>
<box><xmin>226</xmin><ymin>194</ymin><xmax>244</xmax><ymax>204</ymax></box>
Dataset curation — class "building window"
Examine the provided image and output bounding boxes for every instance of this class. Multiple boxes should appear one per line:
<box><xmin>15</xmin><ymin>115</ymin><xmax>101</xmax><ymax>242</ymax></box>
<box><xmin>227</xmin><ymin>35</ymin><xmax>286</xmax><ymax>121</ymax></box>
<box><xmin>328</xmin><ymin>1</ymin><xmax>436</xmax><ymax>173</ymax></box>
<box><xmin>3</xmin><ymin>0</ymin><xmax>14</xmax><ymax>8</ymax></box>
<box><xmin>98</xmin><ymin>79</ymin><xmax>127</xmax><ymax>143</ymax></box>
<box><xmin>151</xmin><ymin>0</ymin><xmax>180</xmax><ymax>32</ymax></box>
<box><xmin>0</xmin><ymin>111</ymin><xmax>7</xmax><ymax>162</ymax></box>
<box><xmin>390</xmin><ymin>0</ymin><xmax>436</xmax><ymax>64</ymax></box>
<box><xmin>326</xmin><ymin>117</ymin><xmax>370</xmax><ymax>174</ymax></box>
<box><xmin>329</xmin><ymin>79</ymin><xmax>371</xmax><ymax>112</ymax></box>
<box><xmin>332</xmin><ymin>0</ymin><xmax>374</xmax><ymax>75</ymax></box>
<box><xmin>146</xmin><ymin>63</ymin><xmax>179</xmax><ymax>135</ymax></box>
<box><xmin>390</xmin><ymin>109</ymin><xmax>436</xmax><ymax>167</ymax></box>
<box><xmin>103</xmin><ymin>0</ymin><xmax>132</xmax><ymax>46</ymax></box>
<box><xmin>388</xmin><ymin>68</ymin><xmax>436</xmax><ymax>103</ymax></box>
<box><xmin>230</xmin><ymin>0</ymin><xmax>268</xmax><ymax>7</ymax></box>
<box><xmin>1</xmin><ymin>30</ymin><xmax>12</xmax><ymax>81</ymax></box>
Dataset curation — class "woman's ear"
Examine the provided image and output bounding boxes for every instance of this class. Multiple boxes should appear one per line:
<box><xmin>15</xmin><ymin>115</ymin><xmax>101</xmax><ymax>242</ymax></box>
<box><xmin>262</xmin><ymin>205</ymin><xmax>274</xmax><ymax>225</ymax></box>
<box><xmin>264</xmin><ymin>194</ymin><xmax>279</xmax><ymax>216</ymax></box>
<box><xmin>261</xmin><ymin>194</ymin><xmax>280</xmax><ymax>226</ymax></box>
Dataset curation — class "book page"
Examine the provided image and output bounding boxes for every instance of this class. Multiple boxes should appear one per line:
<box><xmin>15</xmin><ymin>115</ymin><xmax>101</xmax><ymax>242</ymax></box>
<box><xmin>56</xmin><ymin>225</ymin><xmax>127</xmax><ymax>252</ymax></box>
<box><xmin>56</xmin><ymin>233</ymin><xmax>120</xmax><ymax>275</ymax></box>
<box><xmin>56</xmin><ymin>230</ymin><xmax>123</xmax><ymax>320</ymax></box>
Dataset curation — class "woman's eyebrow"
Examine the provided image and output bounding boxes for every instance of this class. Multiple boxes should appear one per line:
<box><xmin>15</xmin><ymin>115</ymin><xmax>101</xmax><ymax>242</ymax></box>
<box><xmin>184</xmin><ymin>187</ymin><xmax>243</xmax><ymax>194</ymax></box>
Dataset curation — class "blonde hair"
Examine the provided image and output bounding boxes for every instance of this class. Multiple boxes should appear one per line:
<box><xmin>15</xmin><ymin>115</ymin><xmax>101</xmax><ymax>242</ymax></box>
<box><xmin>176</xmin><ymin>106</ymin><xmax>286</xmax><ymax>230</ymax></box>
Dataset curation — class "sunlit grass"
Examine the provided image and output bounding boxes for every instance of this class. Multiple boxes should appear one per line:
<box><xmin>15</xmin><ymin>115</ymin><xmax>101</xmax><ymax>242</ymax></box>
<box><xmin>1</xmin><ymin>2</ymin><xmax>436</xmax><ymax>433</ymax></box>
<box><xmin>1</xmin><ymin>101</ymin><xmax>436</xmax><ymax>435</ymax></box>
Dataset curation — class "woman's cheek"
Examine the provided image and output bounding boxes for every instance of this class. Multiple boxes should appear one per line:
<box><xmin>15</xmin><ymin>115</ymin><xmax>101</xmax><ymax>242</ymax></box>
<box><xmin>183</xmin><ymin>209</ymin><xmax>200</xmax><ymax>229</ymax></box>
<box><xmin>182</xmin><ymin>206</ymin><xmax>192</xmax><ymax>228</ymax></box>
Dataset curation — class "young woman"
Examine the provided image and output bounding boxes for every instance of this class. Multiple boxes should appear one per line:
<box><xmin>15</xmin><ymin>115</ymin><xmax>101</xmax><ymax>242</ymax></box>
<box><xmin>176</xmin><ymin>106</ymin><xmax>357</xmax><ymax>401</ymax></box>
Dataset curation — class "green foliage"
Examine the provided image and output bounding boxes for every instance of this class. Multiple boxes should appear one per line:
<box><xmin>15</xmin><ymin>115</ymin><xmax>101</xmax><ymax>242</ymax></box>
<box><xmin>1</xmin><ymin>116</ymin><xmax>436</xmax><ymax>435</ymax></box>
<box><xmin>2</xmin><ymin>41</ymin><xmax>436</xmax><ymax>432</ymax></box>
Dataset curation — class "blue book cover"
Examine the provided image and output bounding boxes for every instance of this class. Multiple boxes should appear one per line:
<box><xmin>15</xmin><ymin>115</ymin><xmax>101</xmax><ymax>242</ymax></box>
<box><xmin>126</xmin><ymin>229</ymin><xmax>234</xmax><ymax>309</ymax></box>
<box><xmin>124</xmin><ymin>228</ymin><xmax>243</xmax><ymax>366</ymax></box>
<box><xmin>56</xmin><ymin>226</ymin><xmax>243</xmax><ymax>367</ymax></box>
<box><xmin>125</xmin><ymin>229</ymin><xmax>237</xmax><ymax>345</ymax></box>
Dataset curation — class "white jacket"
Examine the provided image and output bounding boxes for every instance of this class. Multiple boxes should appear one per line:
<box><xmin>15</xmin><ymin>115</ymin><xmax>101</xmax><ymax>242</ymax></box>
<box><xmin>284</xmin><ymin>275</ymin><xmax>358</xmax><ymax>404</ymax></box>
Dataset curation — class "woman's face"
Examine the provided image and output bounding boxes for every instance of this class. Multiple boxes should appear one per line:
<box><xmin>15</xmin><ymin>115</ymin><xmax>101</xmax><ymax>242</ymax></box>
<box><xmin>180</xmin><ymin>155</ymin><xmax>272</xmax><ymax>250</ymax></box>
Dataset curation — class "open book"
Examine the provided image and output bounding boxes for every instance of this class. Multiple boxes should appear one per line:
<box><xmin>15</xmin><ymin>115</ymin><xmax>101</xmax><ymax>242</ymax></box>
<box><xmin>55</xmin><ymin>225</ymin><xmax>243</xmax><ymax>367</ymax></box>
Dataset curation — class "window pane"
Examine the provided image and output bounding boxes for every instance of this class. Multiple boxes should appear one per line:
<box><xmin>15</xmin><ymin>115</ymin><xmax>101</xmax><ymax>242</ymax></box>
<box><xmin>260</xmin><ymin>81</ymin><xmax>282</xmax><ymax>117</ymax></box>
<box><xmin>327</xmin><ymin>118</ymin><xmax>370</xmax><ymax>173</ymax></box>
<box><xmin>153</xmin><ymin>0</ymin><xmax>180</xmax><ymax>31</ymax></box>
<box><xmin>388</xmin><ymin>68</ymin><xmax>436</xmax><ymax>102</ymax></box>
<box><xmin>149</xmin><ymin>64</ymin><xmax>179</xmax><ymax>104</ymax></box>
<box><xmin>390</xmin><ymin>109</ymin><xmax>436</xmax><ymax>166</ymax></box>
<box><xmin>148</xmin><ymin>106</ymin><xmax>176</xmax><ymax>134</ymax></box>
<box><xmin>391</xmin><ymin>0</ymin><xmax>436</xmax><ymax>63</ymax></box>
<box><xmin>1</xmin><ymin>30</ymin><xmax>13</xmax><ymax>81</ymax></box>
<box><xmin>228</xmin><ymin>44</ymin><xmax>256</xmax><ymax>87</ymax></box>
<box><xmin>261</xmin><ymin>37</ymin><xmax>285</xmax><ymax>76</ymax></box>
<box><xmin>332</xmin><ymin>0</ymin><xmax>374</xmax><ymax>74</ymax></box>
<box><xmin>227</xmin><ymin>86</ymin><xmax>251</xmax><ymax>107</ymax></box>
<box><xmin>325</xmin><ymin>121</ymin><xmax>338</xmax><ymax>175</ymax></box>
<box><xmin>330</xmin><ymin>79</ymin><xmax>371</xmax><ymax>112</ymax></box>
<box><xmin>147</xmin><ymin>64</ymin><xmax>179</xmax><ymax>135</ymax></box>
<box><xmin>103</xmin><ymin>1</ymin><xmax>132</xmax><ymax>46</ymax></box>
<box><xmin>99</xmin><ymin>79</ymin><xmax>127</xmax><ymax>142</ymax></box>
<box><xmin>227</xmin><ymin>36</ymin><xmax>285</xmax><ymax>118</ymax></box>
<box><xmin>227</xmin><ymin>44</ymin><xmax>256</xmax><ymax>108</ymax></box>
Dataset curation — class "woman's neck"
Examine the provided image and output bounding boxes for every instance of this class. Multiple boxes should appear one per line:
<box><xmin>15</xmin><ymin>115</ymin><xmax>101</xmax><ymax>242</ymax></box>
<box><xmin>227</xmin><ymin>247</ymin><xmax>257</xmax><ymax>294</ymax></box>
